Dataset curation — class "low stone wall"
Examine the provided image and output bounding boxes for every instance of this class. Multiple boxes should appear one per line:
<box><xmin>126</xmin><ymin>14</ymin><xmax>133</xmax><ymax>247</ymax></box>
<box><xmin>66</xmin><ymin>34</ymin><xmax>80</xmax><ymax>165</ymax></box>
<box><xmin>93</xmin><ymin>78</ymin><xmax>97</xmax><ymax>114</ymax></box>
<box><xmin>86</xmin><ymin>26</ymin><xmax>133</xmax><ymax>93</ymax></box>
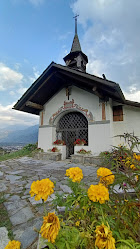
<box><xmin>34</xmin><ymin>152</ymin><xmax>62</xmax><ymax>161</ymax></box>
<box><xmin>71</xmin><ymin>154</ymin><xmax>102</xmax><ymax>165</ymax></box>
<box><xmin>33</xmin><ymin>152</ymin><xmax>102</xmax><ymax>165</ymax></box>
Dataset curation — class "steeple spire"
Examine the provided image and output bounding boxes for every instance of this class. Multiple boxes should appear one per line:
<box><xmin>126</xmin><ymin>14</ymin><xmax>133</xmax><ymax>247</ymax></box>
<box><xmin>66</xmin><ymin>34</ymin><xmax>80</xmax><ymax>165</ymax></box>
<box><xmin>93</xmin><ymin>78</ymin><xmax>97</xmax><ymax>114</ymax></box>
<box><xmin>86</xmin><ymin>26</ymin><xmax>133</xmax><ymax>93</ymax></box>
<box><xmin>63</xmin><ymin>16</ymin><xmax>88</xmax><ymax>72</ymax></box>
<box><xmin>74</xmin><ymin>14</ymin><xmax>79</xmax><ymax>34</ymax></box>
<box><xmin>71</xmin><ymin>15</ymin><xmax>81</xmax><ymax>53</ymax></box>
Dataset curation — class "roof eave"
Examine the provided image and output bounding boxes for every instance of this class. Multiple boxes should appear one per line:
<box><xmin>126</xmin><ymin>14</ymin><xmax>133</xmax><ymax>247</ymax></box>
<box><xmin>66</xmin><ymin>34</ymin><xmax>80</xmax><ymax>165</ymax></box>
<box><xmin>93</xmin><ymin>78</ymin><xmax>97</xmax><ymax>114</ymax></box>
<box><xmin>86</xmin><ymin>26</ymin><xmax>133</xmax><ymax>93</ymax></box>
<box><xmin>13</xmin><ymin>61</ymin><xmax>56</xmax><ymax>110</ymax></box>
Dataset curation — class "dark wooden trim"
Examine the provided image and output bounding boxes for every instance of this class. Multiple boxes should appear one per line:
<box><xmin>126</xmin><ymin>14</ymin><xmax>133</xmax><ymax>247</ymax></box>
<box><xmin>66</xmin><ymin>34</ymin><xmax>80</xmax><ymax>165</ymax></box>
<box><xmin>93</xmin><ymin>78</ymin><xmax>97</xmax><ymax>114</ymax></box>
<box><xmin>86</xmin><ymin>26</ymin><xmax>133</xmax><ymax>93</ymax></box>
<box><xmin>102</xmin><ymin>102</ymin><xmax>106</xmax><ymax>120</ymax></box>
<box><xmin>59</xmin><ymin>71</ymin><xmax>117</xmax><ymax>95</ymax></box>
<box><xmin>26</xmin><ymin>101</ymin><xmax>43</xmax><ymax>110</ymax></box>
<box><xmin>113</xmin><ymin>105</ymin><xmax>123</xmax><ymax>121</ymax></box>
<box><xmin>17</xmin><ymin>71</ymin><xmax>56</xmax><ymax>111</ymax></box>
<box><xmin>41</xmin><ymin>111</ymin><xmax>44</xmax><ymax>125</ymax></box>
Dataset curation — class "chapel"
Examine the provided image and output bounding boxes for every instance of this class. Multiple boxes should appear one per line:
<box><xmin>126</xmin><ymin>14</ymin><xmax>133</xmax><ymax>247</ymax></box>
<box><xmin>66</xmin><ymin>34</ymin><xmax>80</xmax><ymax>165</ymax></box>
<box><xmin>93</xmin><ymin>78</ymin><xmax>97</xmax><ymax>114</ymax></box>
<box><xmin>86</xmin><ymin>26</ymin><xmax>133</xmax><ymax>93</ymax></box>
<box><xmin>14</xmin><ymin>18</ymin><xmax>140</xmax><ymax>158</ymax></box>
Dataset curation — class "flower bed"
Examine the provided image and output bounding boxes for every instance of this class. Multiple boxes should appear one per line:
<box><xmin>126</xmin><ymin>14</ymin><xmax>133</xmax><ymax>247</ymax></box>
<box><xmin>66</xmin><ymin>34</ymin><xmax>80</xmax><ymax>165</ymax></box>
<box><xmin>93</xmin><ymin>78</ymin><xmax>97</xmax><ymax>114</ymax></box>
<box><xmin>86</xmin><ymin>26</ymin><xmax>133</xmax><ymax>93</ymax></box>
<box><xmin>77</xmin><ymin>148</ymin><xmax>91</xmax><ymax>154</ymax></box>
<box><xmin>74</xmin><ymin>139</ymin><xmax>86</xmax><ymax>146</ymax></box>
<box><xmin>5</xmin><ymin>133</ymin><xmax>140</xmax><ymax>249</ymax></box>
<box><xmin>71</xmin><ymin>153</ymin><xmax>93</xmax><ymax>164</ymax></box>
<box><xmin>49</xmin><ymin>146</ymin><xmax>66</xmax><ymax>160</ymax></box>
<box><xmin>34</xmin><ymin>145</ymin><xmax>66</xmax><ymax>161</ymax></box>
<box><xmin>53</xmin><ymin>140</ymin><xmax>65</xmax><ymax>145</ymax></box>
<box><xmin>34</xmin><ymin>151</ymin><xmax>61</xmax><ymax>161</ymax></box>
<box><xmin>48</xmin><ymin>147</ymin><xmax>60</xmax><ymax>152</ymax></box>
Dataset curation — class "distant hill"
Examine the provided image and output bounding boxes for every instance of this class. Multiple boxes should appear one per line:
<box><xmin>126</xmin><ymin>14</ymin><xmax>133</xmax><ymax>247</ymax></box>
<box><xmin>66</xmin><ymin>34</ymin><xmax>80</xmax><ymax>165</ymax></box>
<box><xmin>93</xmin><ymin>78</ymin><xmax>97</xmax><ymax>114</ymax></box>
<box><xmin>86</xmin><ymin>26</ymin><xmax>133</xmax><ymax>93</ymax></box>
<box><xmin>0</xmin><ymin>125</ymin><xmax>32</xmax><ymax>140</ymax></box>
<box><xmin>0</xmin><ymin>125</ymin><xmax>38</xmax><ymax>146</ymax></box>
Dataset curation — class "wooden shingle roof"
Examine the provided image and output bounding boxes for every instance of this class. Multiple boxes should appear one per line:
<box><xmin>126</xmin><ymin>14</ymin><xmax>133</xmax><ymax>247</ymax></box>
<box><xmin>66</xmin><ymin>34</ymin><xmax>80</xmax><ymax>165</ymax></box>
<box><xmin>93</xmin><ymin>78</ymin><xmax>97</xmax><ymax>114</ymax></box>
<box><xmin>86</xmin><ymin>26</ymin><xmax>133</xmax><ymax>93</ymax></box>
<box><xmin>13</xmin><ymin>62</ymin><xmax>140</xmax><ymax>115</ymax></box>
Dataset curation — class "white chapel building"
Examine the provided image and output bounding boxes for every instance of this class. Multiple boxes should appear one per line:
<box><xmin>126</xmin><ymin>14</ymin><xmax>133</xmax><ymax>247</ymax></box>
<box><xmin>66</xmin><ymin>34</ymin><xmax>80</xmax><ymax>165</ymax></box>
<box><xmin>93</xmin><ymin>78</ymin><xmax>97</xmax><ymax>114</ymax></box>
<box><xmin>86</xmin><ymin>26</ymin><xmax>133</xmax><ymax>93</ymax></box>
<box><xmin>14</xmin><ymin>20</ymin><xmax>140</xmax><ymax>158</ymax></box>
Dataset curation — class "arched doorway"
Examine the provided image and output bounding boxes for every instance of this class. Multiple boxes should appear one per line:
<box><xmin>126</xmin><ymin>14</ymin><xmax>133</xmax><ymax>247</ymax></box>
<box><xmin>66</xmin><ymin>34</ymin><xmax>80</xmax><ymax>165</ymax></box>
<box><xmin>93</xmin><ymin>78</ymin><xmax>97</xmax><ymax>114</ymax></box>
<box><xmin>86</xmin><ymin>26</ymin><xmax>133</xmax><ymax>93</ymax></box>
<box><xmin>56</xmin><ymin>112</ymin><xmax>88</xmax><ymax>158</ymax></box>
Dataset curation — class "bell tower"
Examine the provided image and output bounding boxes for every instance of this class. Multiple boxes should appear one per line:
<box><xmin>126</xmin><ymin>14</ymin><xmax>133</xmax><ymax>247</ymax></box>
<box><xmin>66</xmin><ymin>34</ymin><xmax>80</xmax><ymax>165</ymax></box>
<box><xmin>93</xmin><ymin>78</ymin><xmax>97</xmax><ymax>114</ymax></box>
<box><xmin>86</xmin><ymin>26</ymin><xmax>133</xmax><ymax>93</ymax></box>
<box><xmin>63</xmin><ymin>15</ymin><xmax>88</xmax><ymax>72</ymax></box>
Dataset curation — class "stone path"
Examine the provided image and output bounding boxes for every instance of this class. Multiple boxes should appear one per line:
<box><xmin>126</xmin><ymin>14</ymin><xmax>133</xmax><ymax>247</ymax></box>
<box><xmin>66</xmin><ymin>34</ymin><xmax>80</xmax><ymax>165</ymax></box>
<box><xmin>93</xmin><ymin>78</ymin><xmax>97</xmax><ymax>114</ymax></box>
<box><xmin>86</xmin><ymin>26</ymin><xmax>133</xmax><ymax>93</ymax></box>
<box><xmin>0</xmin><ymin>157</ymin><xmax>98</xmax><ymax>249</ymax></box>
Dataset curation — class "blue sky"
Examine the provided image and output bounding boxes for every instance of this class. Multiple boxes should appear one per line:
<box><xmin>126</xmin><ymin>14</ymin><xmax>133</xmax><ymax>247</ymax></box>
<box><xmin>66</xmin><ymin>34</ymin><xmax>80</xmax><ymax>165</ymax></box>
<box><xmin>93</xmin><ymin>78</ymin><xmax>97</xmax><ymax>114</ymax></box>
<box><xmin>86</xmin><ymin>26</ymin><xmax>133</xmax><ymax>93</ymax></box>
<box><xmin>0</xmin><ymin>0</ymin><xmax>140</xmax><ymax>128</ymax></box>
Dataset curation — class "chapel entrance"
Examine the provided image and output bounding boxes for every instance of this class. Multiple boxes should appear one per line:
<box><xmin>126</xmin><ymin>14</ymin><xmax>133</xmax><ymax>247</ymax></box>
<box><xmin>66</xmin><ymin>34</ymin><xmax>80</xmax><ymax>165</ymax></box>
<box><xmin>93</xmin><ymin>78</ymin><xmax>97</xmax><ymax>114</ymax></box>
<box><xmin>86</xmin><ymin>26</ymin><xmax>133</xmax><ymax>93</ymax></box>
<box><xmin>56</xmin><ymin>112</ymin><xmax>88</xmax><ymax>158</ymax></box>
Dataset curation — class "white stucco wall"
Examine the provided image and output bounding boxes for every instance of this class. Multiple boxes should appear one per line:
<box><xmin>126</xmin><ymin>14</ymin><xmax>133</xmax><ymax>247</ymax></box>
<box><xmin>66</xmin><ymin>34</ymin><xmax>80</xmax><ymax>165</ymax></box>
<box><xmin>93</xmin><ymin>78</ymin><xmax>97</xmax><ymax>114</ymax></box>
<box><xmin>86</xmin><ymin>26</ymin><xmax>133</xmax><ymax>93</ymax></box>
<box><xmin>38</xmin><ymin>86</ymin><xmax>113</xmax><ymax>155</ymax></box>
<box><xmin>89</xmin><ymin>122</ymin><xmax>112</xmax><ymax>155</ymax></box>
<box><xmin>112</xmin><ymin>103</ymin><xmax>140</xmax><ymax>148</ymax></box>
<box><xmin>38</xmin><ymin>126</ymin><xmax>53</xmax><ymax>151</ymax></box>
<box><xmin>39</xmin><ymin>86</ymin><xmax>104</xmax><ymax>126</ymax></box>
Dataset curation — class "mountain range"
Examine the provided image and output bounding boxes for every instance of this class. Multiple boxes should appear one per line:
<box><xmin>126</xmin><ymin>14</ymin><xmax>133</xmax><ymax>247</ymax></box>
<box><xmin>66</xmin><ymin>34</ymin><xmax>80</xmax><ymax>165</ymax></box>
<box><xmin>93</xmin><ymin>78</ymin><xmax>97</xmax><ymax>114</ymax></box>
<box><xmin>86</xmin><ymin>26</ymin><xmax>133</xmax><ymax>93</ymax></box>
<box><xmin>0</xmin><ymin>125</ymin><xmax>38</xmax><ymax>146</ymax></box>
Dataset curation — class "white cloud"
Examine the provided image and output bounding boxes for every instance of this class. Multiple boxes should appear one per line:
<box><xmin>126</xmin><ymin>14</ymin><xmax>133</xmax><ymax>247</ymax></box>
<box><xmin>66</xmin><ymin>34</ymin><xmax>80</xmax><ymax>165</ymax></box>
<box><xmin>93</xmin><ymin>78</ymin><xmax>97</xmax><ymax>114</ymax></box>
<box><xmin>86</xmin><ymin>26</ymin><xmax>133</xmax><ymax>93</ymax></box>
<box><xmin>17</xmin><ymin>87</ymin><xmax>28</xmax><ymax>95</ymax></box>
<box><xmin>9</xmin><ymin>91</ymin><xmax>15</xmax><ymax>96</ymax></box>
<box><xmin>58</xmin><ymin>32</ymin><xmax>73</xmax><ymax>41</ymax></box>
<box><xmin>0</xmin><ymin>102</ymin><xmax>39</xmax><ymax>128</ymax></box>
<box><xmin>123</xmin><ymin>84</ymin><xmax>140</xmax><ymax>102</ymax></box>
<box><xmin>0</xmin><ymin>62</ymin><xmax>41</xmax><ymax>127</ymax></box>
<box><xmin>0</xmin><ymin>63</ymin><xmax>23</xmax><ymax>91</ymax></box>
<box><xmin>87</xmin><ymin>59</ymin><xmax>107</xmax><ymax>77</ymax></box>
<box><xmin>124</xmin><ymin>90</ymin><xmax>140</xmax><ymax>103</ymax></box>
<box><xmin>28</xmin><ymin>67</ymin><xmax>40</xmax><ymax>83</ymax></box>
<box><xmin>71</xmin><ymin>0</ymin><xmax>140</xmax><ymax>97</ymax></box>
<box><xmin>14</xmin><ymin>63</ymin><xmax>21</xmax><ymax>71</ymax></box>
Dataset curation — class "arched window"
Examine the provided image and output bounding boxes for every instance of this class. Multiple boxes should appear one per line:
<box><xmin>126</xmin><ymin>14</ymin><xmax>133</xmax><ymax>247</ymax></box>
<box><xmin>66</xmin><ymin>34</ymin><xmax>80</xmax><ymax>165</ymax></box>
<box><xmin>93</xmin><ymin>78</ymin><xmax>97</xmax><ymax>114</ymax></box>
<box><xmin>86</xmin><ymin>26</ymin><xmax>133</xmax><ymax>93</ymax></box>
<box><xmin>56</xmin><ymin>112</ymin><xmax>88</xmax><ymax>158</ymax></box>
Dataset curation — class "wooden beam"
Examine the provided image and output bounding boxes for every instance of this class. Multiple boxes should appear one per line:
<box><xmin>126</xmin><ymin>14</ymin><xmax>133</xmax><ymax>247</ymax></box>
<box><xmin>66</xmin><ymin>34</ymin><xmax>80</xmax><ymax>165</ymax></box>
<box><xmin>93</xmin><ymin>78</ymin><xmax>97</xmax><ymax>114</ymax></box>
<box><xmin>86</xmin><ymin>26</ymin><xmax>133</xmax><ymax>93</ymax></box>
<box><xmin>20</xmin><ymin>71</ymin><xmax>57</xmax><ymax>111</ymax></box>
<box><xmin>92</xmin><ymin>86</ymin><xmax>105</xmax><ymax>100</ymax></box>
<box><xmin>59</xmin><ymin>71</ymin><xmax>116</xmax><ymax>94</ymax></box>
<box><xmin>41</xmin><ymin>111</ymin><xmax>44</xmax><ymax>125</ymax></box>
<box><xmin>26</xmin><ymin>101</ymin><xmax>43</xmax><ymax>110</ymax></box>
<box><xmin>102</xmin><ymin>102</ymin><xmax>106</xmax><ymax>121</ymax></box>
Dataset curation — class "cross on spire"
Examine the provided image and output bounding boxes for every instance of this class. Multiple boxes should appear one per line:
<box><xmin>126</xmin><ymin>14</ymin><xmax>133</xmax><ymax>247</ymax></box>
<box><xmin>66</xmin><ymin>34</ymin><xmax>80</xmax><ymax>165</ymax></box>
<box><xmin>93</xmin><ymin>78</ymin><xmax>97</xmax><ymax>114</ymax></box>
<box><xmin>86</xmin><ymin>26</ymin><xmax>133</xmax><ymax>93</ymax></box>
<box><xmin>63</xmin><ymin>15</ymin><xmax>88</xmax><ymax>72</ymax></box>
<box><xmin>73</xmin><ymin>14</ymin><xmax>79</xmax><ymax>34</ymax></box>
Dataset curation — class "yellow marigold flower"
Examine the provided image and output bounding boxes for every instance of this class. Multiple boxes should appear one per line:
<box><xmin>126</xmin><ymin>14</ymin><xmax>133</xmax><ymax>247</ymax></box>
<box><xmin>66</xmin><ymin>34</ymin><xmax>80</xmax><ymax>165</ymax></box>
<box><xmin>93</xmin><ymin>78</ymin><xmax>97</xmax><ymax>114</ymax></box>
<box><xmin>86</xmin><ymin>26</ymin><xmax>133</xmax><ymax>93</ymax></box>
<box><xmin>97</xmin><ymin>168</ymin><xmax>115</xmax><ymax>186</ymax></box>
<box><xmin>135</xmin><ymin>175</ymin><xmax>139</xmax><ymax>181</ymax></box>
<box><xmin>125</xmin><ymin>160</ymin><xmax>130</xmax><ymax>167</ymax></box>
<box><xmin>29</xmin><ymin>178</ymin><xmax>54</xmax><ymax>201</ymax></box>
<box><xmin>40</xmin><ymin>212</ymin><xmax>60</xmax><ymax>243</ymax></box>
<box><xmin>95</xmin><ymin>223</ymin><xmax>116</xmax><ymax>249</ymax></box>
<box><xmin>130</xmin><ymin>164</ymin><xmax>136</xmax><ymax>169</ymax></box>
<box><xmin>87</xmin><ymin>184</ymin><xmax>109</xmax><ymax>204</ymax></box>
<box><xmin>75</xmin><ymin>221</ymin><xmax>80</xmax><ymax>226</ymax></box>
<box><xmin>133</xmin><ymin>153</ymin><xmax>140</xmax><ymax>161</ymax></box>
<box><xmin>133</xmin><ymin>153</ymin><xmax>136</xmax><ymax>158</ymax></box>
<box><xmin>66</xmin><ymin>167</ymin><xmax>83</xmax><ymax>182</ymax></box>
<box><xmin>4</xmin><ymin>240</ymin><xmax>21</xmax><ymax>249</ymax></box>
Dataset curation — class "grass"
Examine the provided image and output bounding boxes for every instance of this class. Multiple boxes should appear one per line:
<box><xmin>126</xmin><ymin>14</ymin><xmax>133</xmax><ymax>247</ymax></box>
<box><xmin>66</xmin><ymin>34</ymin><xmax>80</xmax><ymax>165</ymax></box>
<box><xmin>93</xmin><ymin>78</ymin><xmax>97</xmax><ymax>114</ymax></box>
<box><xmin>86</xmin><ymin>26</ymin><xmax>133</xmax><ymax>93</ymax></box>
<box><xmin>0</xmin><ymin>193</ymin><xmax>14</xmax><ymax>240</ymax></box>
<box><xmin>0</xmin><ymin>149</ymin><xmax>31</xmax><ymax>161</ymax></box>
<box><xmin>0</xmin><ymin>143</ymin><xmax>37</xmax><ymax>161</ymax></box>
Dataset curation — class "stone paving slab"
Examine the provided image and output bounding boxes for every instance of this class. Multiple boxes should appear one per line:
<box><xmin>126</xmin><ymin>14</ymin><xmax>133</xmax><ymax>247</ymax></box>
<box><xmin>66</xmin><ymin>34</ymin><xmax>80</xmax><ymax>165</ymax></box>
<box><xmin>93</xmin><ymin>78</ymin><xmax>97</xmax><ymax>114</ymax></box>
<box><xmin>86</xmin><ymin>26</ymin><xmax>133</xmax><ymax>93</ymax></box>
<box><xmin>0</xmin><ymin>171</ymin><xmax>4</xmax><ymax>179</ymax></box>
<box><xmin>0</xmin><ymin>156</ymin><xmax>99</xmax><ymax>249</ymax></box>
<box><xmin>5</xmin><ymin>174</ymin><xmax>22</xmax><ymax>184</ymax></box>
<box><xmin>4</xmin><ymin>199</ymin><xmax>29</xmax><ymax>216</ymax></box>
<box><xmin>13</xmin><ymin>218</ymin><xmax>42</xmax><ymax>249</ymax></box>
<box><xmin>0</xmin><ymin>166</ymin><xmax>11</xmax><ymax>171</ymax></box>
<box><xmin>10</xmin><ymin>186</ymin><xmax>23</xmax><ymax>194</ymax></box>
<box><xmin>7</xmin><ymin>170</ymin><xmax>25</xmax><ymax>175</ymax></box>
<box><xmin>0</xmin><ymin>182</ymin><xmax>7</xmax><ymax>192</ymax></box>
<box><xmin>29</xmin><ymin>197</ymin><xmax>42</xmax><ymax>205</ymax></box>
<box><xmin>0</xmin><ymin>227</ymin><xmax>10</xmax><ymax>249</ymax></box>
<box><xmin>8</xmin><ymin>195</ymin><xmax>20</xmax><ymax>201</ymax></box>
<box><xmin>60</xmin><ymin>184</ymin><xmax>73</xmax><ymax>193</ymax></box>
<box><xmin>10</xmin><ymin>206</ymin><xmax>35</xmax><ymax>226</ymax></box>
<box><xmin>0</xmin><ymin>164</ymin><xmax>6</xmax><ymax>167</ymax></box>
